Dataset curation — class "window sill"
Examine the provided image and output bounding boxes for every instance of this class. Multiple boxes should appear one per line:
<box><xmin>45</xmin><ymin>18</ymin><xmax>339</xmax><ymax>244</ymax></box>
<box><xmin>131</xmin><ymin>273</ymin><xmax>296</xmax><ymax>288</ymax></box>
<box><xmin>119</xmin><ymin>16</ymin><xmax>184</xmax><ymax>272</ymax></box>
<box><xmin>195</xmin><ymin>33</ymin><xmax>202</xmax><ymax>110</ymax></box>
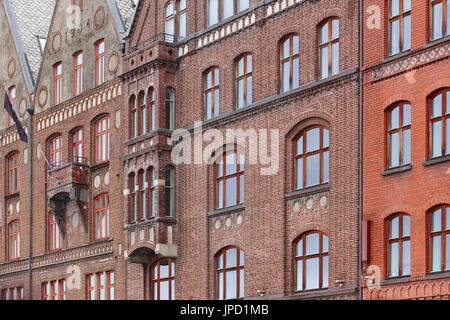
<box><xmin>423</xmin><ymin>154</ymin><xmax>450</xmax><ymax>166</ymax></box>
<box><xmin>285</xmin><ymin>183</ymin><xmax>330</xmax><ymax>200</ymax></box>
<box><xmin>383</xmin><ymin>50</ymin><xmax>411</xmax><ymax>64</ymax></box>
<box><xmin>207</xmin><ymin>204</ymin><xmax>245</xmax><ymax>218</ymax></box>
<box><xmin>424</xmin><ymin>34</ymin><xmax>450</xmax><ymax>49</ymax></box>
<box><xmin>424</xmin><ymin>271</ymin><xmax>450</xmax><ymax>281</ymax></box>
<box><xmin>381</xmin><ymin>164</ymin><xmax>412</xmax><ymax>176</ymax></box>
<box><xmin>382</xmin><ymin>276</ymin><xmax>410</xmax><ymax>285</ymax></box>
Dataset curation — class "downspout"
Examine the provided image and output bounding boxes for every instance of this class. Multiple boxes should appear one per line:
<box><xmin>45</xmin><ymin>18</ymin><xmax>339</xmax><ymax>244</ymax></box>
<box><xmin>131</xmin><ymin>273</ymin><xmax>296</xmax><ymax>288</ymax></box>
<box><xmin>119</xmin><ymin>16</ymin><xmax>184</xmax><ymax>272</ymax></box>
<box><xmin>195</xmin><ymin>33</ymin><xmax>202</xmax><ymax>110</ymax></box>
<box><xmin>358</xmin><ymin>0</ymin><xmax>364</xmax><ymax>301</ymax></box>
<box><xmin>26</xmin><ymin>104</ymin><xmax>34</xmax><ymax>300</ymax></box>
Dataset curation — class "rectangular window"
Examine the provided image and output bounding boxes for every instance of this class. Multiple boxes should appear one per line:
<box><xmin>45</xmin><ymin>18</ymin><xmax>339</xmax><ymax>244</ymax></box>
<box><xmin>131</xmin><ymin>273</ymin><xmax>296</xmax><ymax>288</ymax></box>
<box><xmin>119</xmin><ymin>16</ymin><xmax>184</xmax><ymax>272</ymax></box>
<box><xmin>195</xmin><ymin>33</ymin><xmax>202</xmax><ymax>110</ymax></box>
<box><xmin>178</xmin><ymin>0</ymin><xmax>187</xmax><ymax>40</ymax></box>
<box><xmin>280</xmin><ymin>35</ymin><xmax>299</xmax><ymax>92</ymax></box>
<box><xmin>431</xmin><ymin>0</ymin><xmax>449</xmax><ymax>40</ymax></box>
<box><xmin>87</xmin><ymin>274</ymin><xmax>95</xmax><ymax>300</ymax></box>
<box><xmin>389</xmin><ymin>0</ymin><xmax>411</xmax><ymax>55</ymax></box>
<box><xmin>8</xmin><ymin>221</ymin><xmax>19</xmax><ymax>261</ymax></box>
<box><xmin>95</xmin><ymin>194</ymin><xmax>110</xmax><ymax>240</ymax></box>
<box><xmin>74</xmin><ymin>52</ymin><xmax>83</xmax><ymax>96</ymax></box>
<box><xmin>49</xmin><ymin>136</ymin><xmax>63</xmax><ymax>168</ymax></box>
<box><xmin>95</xmin><ymin>40</ymin><xmax>105</xmax><ymax>86</ymax></box>
<box><xmin>53</xmin><ymin>62</ymin><xmax>63</xmax><ymax>105</ymax></box>
<box><xmin>95</xmin><ymin>117</ymin><xmax>110</xmax><ymax>164</ymax></box>
<box><xmin>8</xmin><ymin>154</ymin><xmax>19</xmax><ymax>194</ymax></box>
<box><xmin>7</xmin><ymin>86</ymin><xmax>16</xmax><ymax>127</ymax></box>
<box><xmin>49</xmin><ymin>212</ymin><xmax>62</xmax><ymax>251</ymax></box>
<box><xmin>72</xmin><ymin>128</ymin><xmax>83</xmax><ymax>163</ymax></box>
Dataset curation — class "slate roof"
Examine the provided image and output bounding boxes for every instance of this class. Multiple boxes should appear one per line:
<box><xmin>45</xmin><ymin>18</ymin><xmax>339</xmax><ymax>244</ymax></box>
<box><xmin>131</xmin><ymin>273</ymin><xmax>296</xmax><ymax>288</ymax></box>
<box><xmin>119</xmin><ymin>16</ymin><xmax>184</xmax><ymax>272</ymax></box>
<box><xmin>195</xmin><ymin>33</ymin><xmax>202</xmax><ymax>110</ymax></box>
<box><xmin>114</xmin><ymin>0</ymin><xmax>137</xmax><ymax>32</ymax></box>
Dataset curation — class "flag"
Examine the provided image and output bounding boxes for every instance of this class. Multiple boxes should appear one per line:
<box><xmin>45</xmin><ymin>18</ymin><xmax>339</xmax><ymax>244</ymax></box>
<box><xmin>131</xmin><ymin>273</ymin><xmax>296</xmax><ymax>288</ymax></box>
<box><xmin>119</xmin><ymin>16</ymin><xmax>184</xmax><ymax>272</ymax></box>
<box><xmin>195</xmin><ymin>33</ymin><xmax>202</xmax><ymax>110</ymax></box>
<box><xmin>4</xmin><ymin>90</ymin><xmax>27</xmax><ymax>143</ymax></box>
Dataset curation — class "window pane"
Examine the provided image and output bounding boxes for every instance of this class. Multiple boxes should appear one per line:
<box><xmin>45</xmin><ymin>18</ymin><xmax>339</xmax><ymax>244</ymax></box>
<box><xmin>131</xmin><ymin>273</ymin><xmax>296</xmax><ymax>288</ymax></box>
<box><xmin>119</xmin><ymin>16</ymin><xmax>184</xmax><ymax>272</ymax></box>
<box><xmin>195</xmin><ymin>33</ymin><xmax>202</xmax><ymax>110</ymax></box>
<box><xmin>332</xmin><ymin>19</ymin><xmax>339</xmax><ymax>40</ymax></box>
<box><xmin>403</xmin><ymin>15</ymin><xmax>411</xmax><ymax>51</ymax></box>
<box><xmin>179</xmin><ymin>13</ymin><xmax>186</xmax><ymax>39</ymax></box>
<box><xmin>225</xmin><ymin>270</ymin><xmax>237</xmax><ymax>299</ymax></box>
<box><xmin>390</xmin><ymin>217</ymin><xmax>399</xmax><ymax>239</ymax></box>
<box><xmin>305</xmin><ymin>233</ymin><xmax>320</xmax><ymax>255</ymax></box>
<box><xmin>402</xmin><ymin>129</ymin><xmax>411</xmax><ymax>164</ymax></box>
<box><xmin>208</xmin><ymin>0</ymin><xmax>218</xmax><ymax>25</ymax></box>
<box><xmin>160</xmin><ymin>262</ymin><xmax>169</xmax><ymax>278</ymax></box>
<box><xmin>239</xmin><ymin>269</ymin><xmax>244</xmax><ymax>298</ymax></box>
<box><xmin>432</xmin><ymin>94</ymin><xmax>442</xmax><ymax>117</ymax></box>
<box><xmin>296</xmin><ymin>136</ymin><xmax>304</xmax><ymax>155</ymax></box>
<box><xmin>432</xmin><ymin>209</ymin><xmax>442</xmax><ymax>232</ymax></box>
<box><xmin>296</xmin><ymin>158</ymin><xmax>303</xmax><ymax>189</ymax></box>
<box><xmin>432</xmin><ymin>236</ymin><xmax>442</xmax><ymax>272</ymax></box>
<box><xmin>390</xmin><ymin>20</ymin><xmax>400</xmax><ymax>55</ymax></box>
<box><xmin>403</xmin><ymin>215</ymin><xmax>410</xmax><ymax>237</ymax></box>
<box><xmin>226</xmin><ymin>153</ymin><xmax>237</xmax><ymax>175</ymax></box>
<box><xmin>432</xmin><ymin>121</ymin><xmax>443</xmax><ymax>158</ymax></box>
<box><xmin>390</xmin><ymin>0</ymin><xmax>399</xmax><ymax>17</ymax></box>
<box><xmin>446</xmin><ymin>234</ymin><xmax>450</xmax><ymax>270</ymax></box>
<box><xmin>305</xmin><ymin>154</ymin><xmax>320</xmax><ymax>187</ymax></box>
<box><xmin>247</xmin><ymin>54</ymin><xmax>252</xmax><ymax>72</ymax></box>
<box><xmin>331</xmin><ymin>42</ymin><xmax>339</xmax><ymax>75</ymax></box>
<box><xmin>323</xmin><ymin>151</ymin><xmax>329</xmax><ymax>183</ymax></box>
<box><xmin>247</xmin><ymin>76</ymin><xmax>252</xmax><ymax>106</ymax></box>
<box><xmin>389</xmin><ymin>242</ymin><xmax>399</xmax><ymax>277</ymax></box>
<box><xmin>432</xmin><ymin>3</ymin><xmax>443</xmax><ymax>40</ymax></box>
<box><xmin>292</xmin><ymin>58</ymin><xmax>299</xmax><ymax>89</ymax></box>
<box><xmin>389</xmin><ymin>132</ymin><xmax>400</xmax><ymax>167</ymax></box>
<box><xmin>446</xmin><ymin>207</ymin><xmax>450</xmax><ymax>230</ymax></box>
<box><xmin>214</xmin><ymin>89</ymin><xmax>220</xmax><ymax>117</ymax></box>
<box><xmin>306</xmin><ymin>128</ymin><xmax>320</xmax><ymax>152</ymax></box>
<box><xmin>160</xmin><ymin>281</ymin><xmax>169</xmax><ymax>300</ymax></box>
<box><xmin>296</xmin><ymin>239</ymin><xmax>303</xmax><ymax>257</ymax></box>
<box><xmin>323</xmin><ymin>129</ymin><xmax>329</xmax><ymax>148</ymax></box>
<box><xmin>446</xmin><ymin>118</ymin><xmax>450</xmax><ymax>155</ymax></box>
<box><xmin>237</xmin><ymin>79</ymin><xmax>244</xmax><ymax>108</ymax></box>
<box><xmin>218</xmin><ymin>180</ymin><xmax>223</xmax><ymax>209</ymax></box>
<box><xmin>282</xmin><ymin>39</ymin><xmax>290</xmax><ymax>59</ymax></box>
<box><xmin>225</xmin><ymin>177</ymin><xmax>237</xmax><ymax>207</ymax></box>
<box><xmin>322</xmin><ymin>256</ymin><xmax>329</xmax><ymax>288</ymax></box>
<box><xmin>218</xmin><ymin>272</ymin><xmax>224</xmax><ymax>300</ymax></box>
<box><xmin>320</xmin><ymin>23</ymin><xmax>328</xmax><ymax>44</ymax></box>
<box><xmin>402</xmin><ymin>240</ymin><xmax>411</xmax><ymax>275</ymax></box>
<box><xmin>226</xmin><ymin>248</ymin><xmax>237</xmax><ymax>268</ymax></box>
<box><xmin>403</xmin><ymin>104</ymin><xmax>411</xmax><ymax>126</ymax></box>
<box><xmin>320</xmin><ymin>47</ymin><xmax>329</xmax><ymax>78</ymax></box>
<box><xmin>323</xmin><ymin>235</ymin><xmax>329</xmax><ymax>253</ymax></box>
<box><xmin>296</xmin><ymin>260</ymin><xmax>303</xmax><ymax>290</ymax></box>
<box><xmin>282</xmin><ymin>62</ymin><xmax>290</xmax><ymax>92</ymax></box>
<box><xmin>223</xmin><ymin>0</ymin><xmax>234</xmax><ymax>20</ymax></box>
<box><xmin>292</xmin><ymin>36</ymin><xmax>299</xmax><ymax>55</ymax></box>
<box><xmin>238</xmin><ymin>0</ymin><xmax>249</xmax><ymax>12</ymax></box>
<box><xmin>305</xmin><ymin>258</ymin><xmax>320</xmax><ymax>290</ymax></box>
<box><xmin>239</xmin><ymin>175</ymin><xmax>244</xmax><ymax>204</ymax></box>
<box><xmin>390</xmin><ymin>107</ymin><xmax>400</xmax><ymax>129</ymax></box>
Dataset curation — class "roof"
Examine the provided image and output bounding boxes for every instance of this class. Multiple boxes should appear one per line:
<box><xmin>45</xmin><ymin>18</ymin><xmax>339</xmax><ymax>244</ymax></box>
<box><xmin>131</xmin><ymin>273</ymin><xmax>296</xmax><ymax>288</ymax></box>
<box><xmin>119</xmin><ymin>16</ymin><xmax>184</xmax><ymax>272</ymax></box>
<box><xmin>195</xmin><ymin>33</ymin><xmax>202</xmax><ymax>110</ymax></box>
<box><xmin>108</xmin><ymin>0</ymin><xmax>137</xmax><ymax>38</ymax></box>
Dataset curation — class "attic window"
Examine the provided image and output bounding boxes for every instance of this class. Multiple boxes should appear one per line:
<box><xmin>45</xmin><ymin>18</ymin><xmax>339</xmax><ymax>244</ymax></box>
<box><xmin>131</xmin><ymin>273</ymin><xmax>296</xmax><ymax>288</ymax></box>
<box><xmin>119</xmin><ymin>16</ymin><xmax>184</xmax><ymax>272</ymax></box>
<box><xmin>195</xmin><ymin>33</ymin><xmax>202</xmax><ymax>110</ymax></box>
<box><xmin>37</xmin><ymin>37</ymin><xmax>47</xmax><ymax>55</ymax></box>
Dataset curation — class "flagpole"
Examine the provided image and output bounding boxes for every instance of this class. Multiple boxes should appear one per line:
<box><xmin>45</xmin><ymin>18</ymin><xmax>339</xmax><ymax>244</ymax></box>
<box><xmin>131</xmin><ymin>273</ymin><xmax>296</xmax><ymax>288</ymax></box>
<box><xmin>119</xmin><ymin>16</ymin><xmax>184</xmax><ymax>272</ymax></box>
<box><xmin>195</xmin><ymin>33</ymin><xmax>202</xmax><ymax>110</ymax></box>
<box><xmin>26</xmin><ymin>104</ymin><xmax>34</xmax><ymax>300</ymax></box>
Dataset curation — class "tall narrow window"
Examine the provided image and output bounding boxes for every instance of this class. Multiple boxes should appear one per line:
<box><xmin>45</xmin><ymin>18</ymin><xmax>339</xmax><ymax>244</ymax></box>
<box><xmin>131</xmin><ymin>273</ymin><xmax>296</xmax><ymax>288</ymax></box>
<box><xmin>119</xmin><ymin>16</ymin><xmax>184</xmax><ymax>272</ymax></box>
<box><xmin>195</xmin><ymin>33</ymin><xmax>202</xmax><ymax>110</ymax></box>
<box><xmin>97</xmin><ymin>273</ymin><xmax>105</xmax><ymax>300</ymax></box>
<box><xmin>319</xmin><ymin>18</ymin><xmax>340</xmax><ymax>79</ymax></box>
<box><xmin>139</xmin><ymin>92</ymin><xmax>147</xmax><ymax>135</ymax></box>
<box><xmin>295</xmin><ymin>126</ymin><xmax>330</xmax><ymax>190</ymax></box>
<box><xmin>217</xmin><ymin>247</ymin><xmax>244</xmax><ymax>300</ymax></box>
<box><xmin>165</xmin><ymin>167</ymin><xmax>174</xmax><ymax>217</ymax></box>
<box><xmin>130</xmin><ymin>95</ymin><xmax>137</xmax><ymax>138</ymax></box>
<box><xmin>138</xmin><ymin>170</ymin><xmax>146</xmax><ymax>220</ymax></box>
<box><xmin>53</xmin><ymin>62</ymin><xmax>63</xmax><ymax>105</ymax></box>
<box><xmin>59</xmin><ymin>280</ymin><xmax>67</xmax><ymax>300</ymax></box>
<box><xmin>205</xmin><ymin>67</ymin><xmax>220</xmax><ymax>119</ymax></box>
<box><xmin>165</xmin><ymin>88</ymin><xmax>175</xmax><ymax>130</ymax></box>
<box><xmin>95</xmin><ymin>194</ymin><xmax>110</xmax><ymax>240</ymax></box>
<box><xmin>389</xmin><ymin>0</ymin><xmax>411</xmax><ymax>55</ymax></box>
<box><xmin>429</xmin><ymin>88</ymin><xmax>449</xmax><ymax>158</ymax></box>
<box><xmin>149</xmin><ymin>168</ymin><xmax>156</xmax><ymax>217</ymax></box>
<box><xmin>217</xmin><ymin>149</ymin><xmax>244</xmax><ymax>209</ymax></box>
<box><xmin>387</xmin><ymin>102</ymin><xmax>411</xmax><ymax>168</ymax></box>
<box><xmin>49</xmin><ymin>135</ymin><xmax>63</xmax><ymax>168</ymax></box>
<box><xmin>165</xmin><ymin>2</ymin><xmax>175</xmax><ymax>42</ymax></box>
<box><xmin>72</xmin><ymin>128</ymin><xmax>83</xmax><ymax>163</ymax></box>
<box><xmin>130</xmin><ymin>173</ymin><xmax>137</xmax><ymax>222</ymax></box>
<box><xmin>42</xmin><ymin>283</ymin><xmax>49</xmax><ymax>300</ymax></box>
<box><xmin>431</xmin><ymin>0</ymin><xmax>449</xmax><ymax>40</ymax></box>
<box><xmin>178</xmin><ymin>0</ymin><xmax>187</xmax><ymax>40</ymax></box>
<box><xmin>8</xmin><ymin>153</ymin><xmax>19</xmax><ymax>195</ymax></box>
<box><xmin>7</xmin><ymin>86</ymin><xmax>16</xmax><ymax>127</ymax></box>
<box><xmin>294</xmin><ymin>231</ymin><xmax>329</xmax><ymax>291</ymax></box>
<box><xmin>149</xmin><ymin>88</ymin><xmax>156</xmax><ymax>131</ymax></box>
<box><xmin>8</xmin><ymin>221</ymin><xmax>19</xmax><ymax>261</ymax></box>
<box><xmin>236</xmin><ymin>54</ymin><xmax>252</xmax><ymax>109</ymax></box>
<box><xmin>95</xmin><ymin>40</ymin><xmax>105</xmax><ymax>86</ymax></box>
<box><xmin>87</xmin><ymin>274</ymin><xmax>95</xmax><ymax>300</ymax></box>
<box><xmin>74</xmin><ymin>51</ymin><xmax>83</xmax><ymax>96</ymax></box>
<box><xmin>208</xmin><ymin>0</ymin><xmax>219</xmax><ymax>26</ymax></box>
<box><xmin>95</xmin><ymin>116</ymin><xmax>110</xmax><ymax>164</ymax></box>
<box><xmin>429</xmin><ymin>205</ymin><xmax>450</xmax><ymax>273</ymax></box>
<box><xmin>280</xmin><ymin>34</ymin><xmax>299</xmax><ymax>93</ymax></box>
<box><xmin>387</xmin><ymin>213</ymin><xmax>411</xmax><ymax>277</ymax></box>
<box><xmin>151</xmin><ymin>259</ymin><xmax>175</xmax><ymax>300</ymax></box>
<box><xmin>107</xmin><ymin>271</ymin><xmax>115</xmax><ymax>300</ymax></box>
<box><xmin>49</xmin><ymin>211</ymin><xmax>62</xmax><ymax>251</ymax></box>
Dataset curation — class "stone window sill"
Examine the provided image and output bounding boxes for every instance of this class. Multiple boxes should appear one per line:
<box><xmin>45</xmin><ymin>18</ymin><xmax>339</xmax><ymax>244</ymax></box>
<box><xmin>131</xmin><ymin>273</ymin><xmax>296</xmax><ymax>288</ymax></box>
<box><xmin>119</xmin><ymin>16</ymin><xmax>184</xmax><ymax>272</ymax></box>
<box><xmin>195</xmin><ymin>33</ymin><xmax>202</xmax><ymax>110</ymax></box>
<box><xmin>381</xmin><ymin>164</ymin><xmax>412</xmax><ymax>176</ymax></box>
<box><xmin>285</xmin><ymin>183</ymin><xmax>330</xmax><ymax>200</ymax></box>
<box><xmin>424</xmin><ymin>271</ymin><xmax>450</xmax><ymax>281</ymax></box>
<box><xmin>207</xmin><ymin>204</ymin><xmax>245</xmax><ymax>218</ymax></box>
<box><xmin>382</xmin><ymin>276</ymin><xmax>410</xmax><ymax>285</ymax></box>
<box><xmin>423</xmin><ymin>154</ymin><xmax>450</xmax><ymax>166</ymax></box>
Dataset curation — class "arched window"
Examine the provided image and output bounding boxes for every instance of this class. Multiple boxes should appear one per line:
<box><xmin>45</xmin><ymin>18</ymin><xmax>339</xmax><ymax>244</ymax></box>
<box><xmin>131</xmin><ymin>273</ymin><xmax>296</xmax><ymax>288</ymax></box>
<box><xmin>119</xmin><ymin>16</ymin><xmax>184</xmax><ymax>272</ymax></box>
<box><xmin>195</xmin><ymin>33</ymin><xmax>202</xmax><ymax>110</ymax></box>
<box><xmin>149</xmin><ymin>168</ymin><xmax>156</xmax><ymax>217</ymax></box>
<box><xmin>429</xmin><ymin>204</ymin><xmax>450</xmax><ymax>272</ymax></box>
<box><xmin>138</xmin><ymin>91</ymin><xmax>147</xmax><ymax>135</ymax></box>
<box><xmin>294</xmin><ymin>231</ymin><xmax>329</xmax><ymax>291</ymax></box>
<box><xmin>430</xmin><ymin>0</ymin><xmax>449</xmax><ymax>40</ymax></box>
<box><xmin>8</xmin><ymin>153</ymin><xmax>19</xmax><ymax>195</ymax></box>
<box><xmin>49</xmin><ymin>211</ymin><xmax>62</xmax><ymax>251</ymax></box>
<box><xmin>8</xmin><ymin>220</ymin><xmax>20</xmax><ymax>261</ymax></box>
<box><xmin>429</xmin><ymin>88</ymin><xmax>449</xmax><ymax>158</ymax></box>
<box><xmin>130</xmin><ymin>95</ymin><xmax>137</xmax><ymax>138</ymax></box>
<box><xmin>388</xmin><ymin>0</ymin><xmax>411</xmax><ymax>55</ymax></box>
<box><xmin>151</xmin><ymin>259</ymin><xmax>175</xmax><ymax>300</ymax></box>
<box><xmin>49</xmin><ymin>135</ymin><xmax>63</xmax><ymax>168</ymax></box>
<box><xmin>295</xmin><ymin>126</ymin><xmax>329</xmax><ymax>190</ymax></box>
<box><xmin>216</xmin><ymin>148</ymin><xmax>244</xmax><ymax>209</ymax></box>
<box><xmin>129</xmin><ymin>173</ymin><xmax>137</xmax><ymax>222</ymax></box>
<box><xmin>95</xmin><ymin>194</ymin><xmax>110</xmax><ymax>240</ymax></box>
<box><xmin>72</xmin><ymin>127</ymin><xmax>84</xmax><ymax>163</ymax></box>
<box><xmin>386</xmin><ymin>213</ymin><xmax>411</xmax><ymax>277</ymax></box>
<box><xmin>165</xmin><ymin>88</ymin><xmax>175</xmax><ymax>130</ymax></box>
<box><xmin>280</xmin><ymin>34</ymin><xmax>299</xmax><ymax>93</ymax></box>
<box><xmin>386</xmin><ymin>102</ymin><xmax>411</xmax><ymax>168</ymax></box>
<box><xmin>178</xmin><ymin>0</ymin><xmax>187</xmax><ymax>40</ymax></box>
<box><xmin>165</xmin><ymin>2</ymin><xmax>175</xmax><ymax>42</ymax></box>
<box><xmin>319</xmin><ymin>18</ymin><xmax>339</xmax><ymax>79</ymax></box>
<box><xmin>95</xmin><ymin>116</ymin><xmax>110</xmax><ymax>164</ymax></box>
<box><xmin>165</xmin><ymin>167</ymin><xmax>174</xmax><ymax>217</ymax></box>
<box><xmin>138</xmin><ymin>170</ymin><xmax>146</xmax><ymax>220</ymax></box>
<box><xmin>217</xmin><ymin>247</ymin><xmax>244</xmax><ymax>300</ymax></box>
<box><xmin>205</xmin><ymin>67</ymin><xmax>220</xmax><ymax>119</ymax></box>
<box><xmin>148</xmin><ymin>88</ymin><xmax>156</xmax><ymax>131</ymax></box>
<box><xmin>236</xmin><ymin>53</ymin><xmax>252</xmax><ymax>109</ymax></box>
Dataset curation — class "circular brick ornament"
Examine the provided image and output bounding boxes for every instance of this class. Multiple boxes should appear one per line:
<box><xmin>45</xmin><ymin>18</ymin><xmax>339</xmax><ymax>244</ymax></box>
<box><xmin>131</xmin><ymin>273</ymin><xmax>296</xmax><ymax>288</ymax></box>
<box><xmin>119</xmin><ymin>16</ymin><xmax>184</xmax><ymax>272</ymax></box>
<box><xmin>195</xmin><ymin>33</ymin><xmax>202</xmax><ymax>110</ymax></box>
<box><xmin>52</xmin><ymin>32</ymin><xmax>62</xmax><ymax>53</ymax></box>
<box><xmin>94</xmin><ymin>6</ymin><xmax>105</xmax><ymax>30</ymax></box>
<box><xmin>18</xmin><ymin>98</ymin><xmax>27</xmax><ymax>116</ymax></box>
<box><xmin>108</xmin><ymin>52</ymin><xmax>119</xmax><ymax>75</ymax></box>
<box><xmin>38</xmin><ymin>87</ymin><xmax>48</xmax><ymax>108</ymax></box>
<box><xmin>7</xmin><ymin>58</ymin><xmax>16</xmax><ymax>78</ymax></box>
<box><xmin>94</xmin><ymin>175</ymin><xmax>101</xmax><ymax>189</ymax></box>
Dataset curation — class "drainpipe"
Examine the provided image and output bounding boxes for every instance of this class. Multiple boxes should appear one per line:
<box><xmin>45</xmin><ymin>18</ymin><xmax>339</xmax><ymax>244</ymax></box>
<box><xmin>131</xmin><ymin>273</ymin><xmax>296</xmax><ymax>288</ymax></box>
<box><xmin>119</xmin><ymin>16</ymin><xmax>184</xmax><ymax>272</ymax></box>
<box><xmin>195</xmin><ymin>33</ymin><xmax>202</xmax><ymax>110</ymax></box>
<box><xmin>26</xmin><ymin>104</ymin><xmax>34</xmax><ymax>300</ymax></box>
<box><xmin>358</xmin><ymin>0</ymin><xmax>364</xmax><ymax>301</ymax></box>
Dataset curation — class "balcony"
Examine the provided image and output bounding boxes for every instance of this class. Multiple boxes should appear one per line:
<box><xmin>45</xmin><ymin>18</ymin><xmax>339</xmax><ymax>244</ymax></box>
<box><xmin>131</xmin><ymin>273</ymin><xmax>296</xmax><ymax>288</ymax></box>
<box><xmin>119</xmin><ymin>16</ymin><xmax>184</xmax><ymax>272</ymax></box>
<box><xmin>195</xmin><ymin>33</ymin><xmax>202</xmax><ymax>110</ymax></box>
<box><xmin>46</xmin><ymin>157</ymin><xmax>90</xmax><ymax>232</ymax></box>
